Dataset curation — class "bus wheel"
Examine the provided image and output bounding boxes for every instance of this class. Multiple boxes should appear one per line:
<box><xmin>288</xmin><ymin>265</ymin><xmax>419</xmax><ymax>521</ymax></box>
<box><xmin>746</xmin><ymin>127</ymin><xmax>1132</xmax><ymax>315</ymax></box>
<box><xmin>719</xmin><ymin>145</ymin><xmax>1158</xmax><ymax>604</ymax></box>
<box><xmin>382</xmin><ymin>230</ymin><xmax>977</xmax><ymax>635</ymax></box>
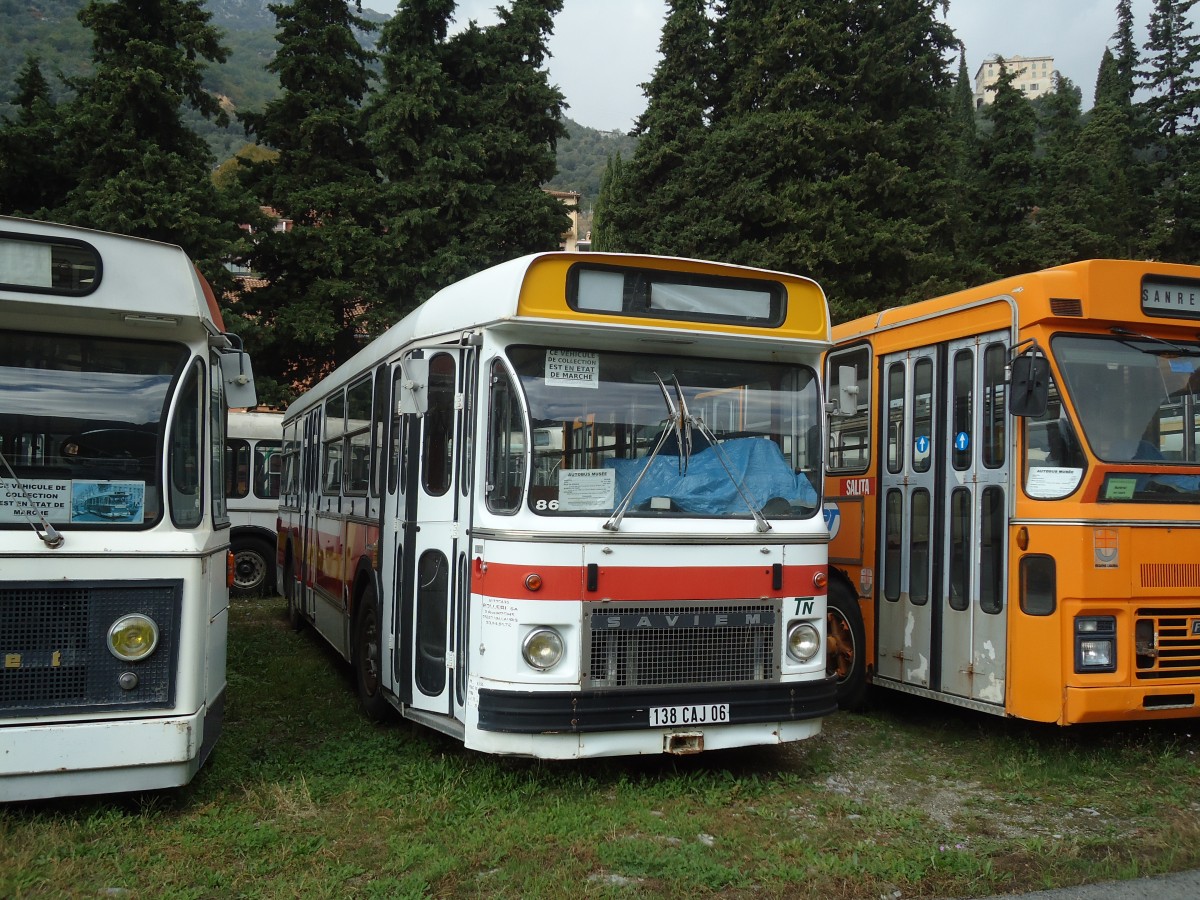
<box><xmin>231</xmin><ymin>536</ymin><xmax>274</xmax><ymax>598</ymax></box>
<box><xmin>354</xmin><ymin>585</ymin><xmax>393</xmax><ymax>722</ymax></box>
<box><xmin>827</xmin><ymin>578</ymin><xmax>868</xmax><ymax>711</ymax></box>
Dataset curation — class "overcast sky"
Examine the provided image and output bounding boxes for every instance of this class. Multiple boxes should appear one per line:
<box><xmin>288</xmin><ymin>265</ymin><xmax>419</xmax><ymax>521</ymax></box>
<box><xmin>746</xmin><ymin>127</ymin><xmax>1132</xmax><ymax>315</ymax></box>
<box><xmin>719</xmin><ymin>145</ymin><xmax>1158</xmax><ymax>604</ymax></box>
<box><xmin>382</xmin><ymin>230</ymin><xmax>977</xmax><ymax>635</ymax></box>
<box><xmin>396</xmin><ymin>1</ymin><xmax>1187</xmax><ymax>132</ymax></box>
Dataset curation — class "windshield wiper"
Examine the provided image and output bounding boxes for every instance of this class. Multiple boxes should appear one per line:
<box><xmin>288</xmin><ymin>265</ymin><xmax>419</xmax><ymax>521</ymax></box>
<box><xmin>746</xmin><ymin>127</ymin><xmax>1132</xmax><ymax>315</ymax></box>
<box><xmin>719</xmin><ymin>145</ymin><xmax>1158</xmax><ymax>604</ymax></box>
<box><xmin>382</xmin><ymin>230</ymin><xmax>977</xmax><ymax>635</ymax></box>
<box><xmin>1110</xmin><ymin>327</ymin><xmax>1200</xmax><ymax>357</ymax></box>
<box><xmin>604</xmin><ymin>374</ymin><xmax>772</xmax><ymax>533</ymax></box>
<box><xmin>0</xmin><ymin>449</ymin><xmax>65</xmax><ymax>548</ymax></box>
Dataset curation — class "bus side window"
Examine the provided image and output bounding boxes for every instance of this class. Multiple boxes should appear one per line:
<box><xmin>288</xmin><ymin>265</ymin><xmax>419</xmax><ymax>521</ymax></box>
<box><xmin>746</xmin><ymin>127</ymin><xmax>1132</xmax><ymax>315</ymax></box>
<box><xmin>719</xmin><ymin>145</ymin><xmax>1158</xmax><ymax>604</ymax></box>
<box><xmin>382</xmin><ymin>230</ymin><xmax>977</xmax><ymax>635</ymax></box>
<box><xmin>226</xmin><ymin>438</ymin><xmax>250</xmax><ymax>499</ymax></box>
<box><xmin>323</xmin><ymin>391</ymin><xmax>345</xmax><ymax>496</ymax></box>
<box><xmin>826</xmin><ymin>345</ymin><xmax>871</xmax><ymax>473</ymax></box>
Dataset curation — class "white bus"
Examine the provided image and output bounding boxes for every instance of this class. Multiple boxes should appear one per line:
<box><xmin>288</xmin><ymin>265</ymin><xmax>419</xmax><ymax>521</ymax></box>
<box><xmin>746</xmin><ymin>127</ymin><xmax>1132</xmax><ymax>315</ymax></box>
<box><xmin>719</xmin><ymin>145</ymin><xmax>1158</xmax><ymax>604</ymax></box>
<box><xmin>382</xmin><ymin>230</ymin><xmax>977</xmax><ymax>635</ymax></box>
<box><xmin>226</xmin><ymin>410</ymin><xmax>283</xmax><ymax>597</ymax></box>
<box><xmin>278</xmin><ymin>252</ymin><xmax>836</xmax><ymax>758</ymax></box>
<box><xmin>0</xmin><ymin>217</ymin><xmax>256</xmax><ymax>801</ymax></box>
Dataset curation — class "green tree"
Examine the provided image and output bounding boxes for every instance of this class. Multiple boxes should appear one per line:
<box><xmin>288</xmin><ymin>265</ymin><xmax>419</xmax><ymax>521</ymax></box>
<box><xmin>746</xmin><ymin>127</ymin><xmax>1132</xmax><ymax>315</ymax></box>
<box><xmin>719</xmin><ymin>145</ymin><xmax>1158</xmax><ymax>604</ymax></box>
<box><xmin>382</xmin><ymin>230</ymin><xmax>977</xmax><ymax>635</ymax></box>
<box><xmin>236</xmin><ymin>0</ymin><xmax>381</xmax><ymax>404</ymax></box>
<box><xmin>1141</xmin><ymin>0</ymin><xmax>1200</xmax><ymax>260</ymax></box>
<box><xmin>53</xmin><ymin>0</ymin><xmax>245</xmax><ymax>286</ymax></box>
<box><xmin>1112</xmin><ymin>0</ymin><xmax>1139</xmax><ymax>96</ymax></box>
<box><xmin>0</xmin><ymin>56</ymin><xmax>72</xmax><ymax>215</ymax></box>
<box><xmin>1086</xmin><ymin>47</ymin><xmax>1149</xmax><ymax>257</ymax></box>
<box><xmin>711</xmin><ymin>0</ymin><xmax>963</xmax><ymax>318</ymax></box>
<box><xmin>593</xmin><ymin>150</ymin><xmax>625</xmax><ymax>251</ymax></box>
<box><xmin>367</xmin><ymin>0</ymin><xmax>568</xmax><ymax>314</ymax></box>
<box><xmin>972</xmin><ymin>61</ymin><xmax>1040</xmax><ymax>276</ymax></box>
<box><xmin>1030</xmin><ymin>74</ymin><xmax>1113</xmax><ymax>264</ymax></box>
<box><xmin>599</xmin><ymin>0</ymin><xmax>715</xmax><ymax>256</ymax></box>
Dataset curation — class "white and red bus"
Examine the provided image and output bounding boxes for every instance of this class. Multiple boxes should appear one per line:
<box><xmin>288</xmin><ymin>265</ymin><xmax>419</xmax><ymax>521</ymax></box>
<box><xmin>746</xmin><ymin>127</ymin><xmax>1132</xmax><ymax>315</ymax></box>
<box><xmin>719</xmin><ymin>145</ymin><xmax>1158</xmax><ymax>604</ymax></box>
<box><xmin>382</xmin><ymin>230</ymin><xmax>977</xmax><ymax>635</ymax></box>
<box><xmin>0</xmin><ymin>216</ymin><xmax>256</xmax><ymax>800</ymax></box>
<box><xmin>278</xmin><ymin>252</ymin><xmax>836</xmax><ymax>757</ymax></box>
<box><xmin>226</xmin><ymin>410</ymin><xmax>283</xmax><ymax>597</ymax></box>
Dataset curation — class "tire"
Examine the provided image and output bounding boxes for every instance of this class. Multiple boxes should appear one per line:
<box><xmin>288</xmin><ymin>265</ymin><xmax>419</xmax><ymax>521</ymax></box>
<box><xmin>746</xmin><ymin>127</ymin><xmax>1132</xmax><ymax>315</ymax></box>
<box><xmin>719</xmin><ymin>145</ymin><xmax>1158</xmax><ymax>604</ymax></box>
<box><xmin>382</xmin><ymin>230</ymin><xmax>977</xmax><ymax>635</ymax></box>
<box><xmin>353</xmin><ymin>583</ymin><xmax>394</xmax><ymax>722</ymax></box>
<box><xmin>827</xmin><ymin>574</ymin><xmax>868</xmax><ymax>711</ymax></box>
<box><xmin>231</xmin><ymin>536</ymin><xmax>275</xmax><ymax>598</ymax></box>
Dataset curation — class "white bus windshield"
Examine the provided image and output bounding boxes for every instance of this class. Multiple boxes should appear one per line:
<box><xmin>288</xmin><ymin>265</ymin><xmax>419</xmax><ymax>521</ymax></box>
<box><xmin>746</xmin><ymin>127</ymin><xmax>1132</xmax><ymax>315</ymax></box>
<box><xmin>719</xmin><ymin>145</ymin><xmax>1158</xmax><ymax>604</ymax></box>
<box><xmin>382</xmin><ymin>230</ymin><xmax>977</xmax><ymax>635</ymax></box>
<box><xmin>501</xmin><ymin>346</ymin><xmax>821</xmax><ymax>518</ymax></box>
<box><xmin>1054</xmin><ymin>333</ymin><xmax>1200</xmax><ymax>500</ymax></box>
<box><xmin>0</xmin><ymin>331</ymin><xmax>188</xmax><ymax>527</ymax></box>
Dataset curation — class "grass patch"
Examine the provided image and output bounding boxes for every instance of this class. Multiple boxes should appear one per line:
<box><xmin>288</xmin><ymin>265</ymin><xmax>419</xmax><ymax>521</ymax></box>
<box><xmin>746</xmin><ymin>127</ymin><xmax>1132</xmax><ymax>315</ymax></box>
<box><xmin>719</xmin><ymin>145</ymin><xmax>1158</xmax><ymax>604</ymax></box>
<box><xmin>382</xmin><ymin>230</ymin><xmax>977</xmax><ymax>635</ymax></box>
<box><xmin>3</xmin><ymin>597</ymin><xmax>1199</xmax><ymax>898</ymax></box>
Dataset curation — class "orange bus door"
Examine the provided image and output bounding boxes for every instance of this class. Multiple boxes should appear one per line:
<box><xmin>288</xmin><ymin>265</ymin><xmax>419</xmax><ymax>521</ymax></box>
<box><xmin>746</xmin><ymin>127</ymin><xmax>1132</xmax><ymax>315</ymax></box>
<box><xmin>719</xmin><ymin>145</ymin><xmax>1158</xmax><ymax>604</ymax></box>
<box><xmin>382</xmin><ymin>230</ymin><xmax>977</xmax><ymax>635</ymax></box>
<box><xmin>938</xmin><ymin>335</ymin><xmax>1009</xmax><ymax>705</ymax></box>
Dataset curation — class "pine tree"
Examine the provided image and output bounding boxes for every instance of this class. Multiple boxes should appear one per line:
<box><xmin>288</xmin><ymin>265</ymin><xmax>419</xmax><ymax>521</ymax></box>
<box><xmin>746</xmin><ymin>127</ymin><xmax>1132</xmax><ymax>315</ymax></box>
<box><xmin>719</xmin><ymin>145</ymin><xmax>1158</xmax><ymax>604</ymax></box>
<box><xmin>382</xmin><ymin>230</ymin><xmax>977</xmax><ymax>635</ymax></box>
<box><xmin>54</xmin><ymin>0</ymin><xmax>245</xmax><ymax>284</ymax></box>
<box><xmin>452</xmin><ymin>0</ymin><xmax>569</xmax><ymax>265</ymax></box>
<box><xmin>1087</xmin><ymin>48</ymin><xmax>1149</xmax><ymax>256</ymax></box>
<box><xmin>1113</xmin><ymin>0</ymin><xmax>1139</xmax><ymax>98</ymax></box>
<box><xmin>235</xmin><ymin>0</ymin><xmax>381</xmax><ymax>403</ymax></box>
<box><xmin>368</xmin><ymin>0</ymin><xmax>567</xmax><ymax>315</ymax></box>
<box><xmin>593</xmin><ymin>151</ymin><xmax>625</xmax><ymax>251</ymax></box>
<box><xmin>1141</xmin><ymin>0</ymin><xmax>1200</xmax><ymax>260</ymax></box>
<box><xmin>1031</xmin><ymin>75</ymin><xmax>1112</xmax><ymax>264</ymax></box>
<box><xmin>0</xmin><ymin>57</ymin><xmax>72</xmax><ymax>216</ymax></box>
<box><xmin>599</xmin><ymin>0</ymin><xmax>715</xmax><ymax>255</ymax></box>
<box><xmin>972</xmin><ymin>61</ymin><xmax>1040</xmax><ymax>276</ymax></box>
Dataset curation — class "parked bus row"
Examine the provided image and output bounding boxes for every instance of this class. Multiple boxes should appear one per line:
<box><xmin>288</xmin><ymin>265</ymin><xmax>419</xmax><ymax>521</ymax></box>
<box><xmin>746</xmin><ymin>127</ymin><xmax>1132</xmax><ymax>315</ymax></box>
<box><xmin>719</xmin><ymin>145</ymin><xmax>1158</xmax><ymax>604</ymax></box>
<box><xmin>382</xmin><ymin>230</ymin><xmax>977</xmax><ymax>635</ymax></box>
<box><xmin>5</xmin><ymin>212</ymin><xmax>1199</xmax><ymax>801</ymax></box>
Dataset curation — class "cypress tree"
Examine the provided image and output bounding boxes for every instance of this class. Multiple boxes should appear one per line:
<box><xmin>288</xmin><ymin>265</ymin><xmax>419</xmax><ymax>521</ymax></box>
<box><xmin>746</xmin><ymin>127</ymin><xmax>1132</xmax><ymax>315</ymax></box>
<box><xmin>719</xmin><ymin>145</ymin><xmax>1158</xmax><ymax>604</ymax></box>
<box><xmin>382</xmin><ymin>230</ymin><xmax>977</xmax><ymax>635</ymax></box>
<box><xmin>54</xmin><ymin>0</ymin><xmax>245</xmax><ymax>285</ymax></box>
<box><xmin>1141</xmin><ymin>0</ymin><xmax>1200</xmax><ymax>260</ymax></box>
<box><xmin>973</xmin><ymin>61</ymin><xmax>1040</xmax><ymax>276</ymax></box>
<box><xmin>368</xmin><ymin>0</ymin><xmax>568</xmax><ymax>312</ymax></box>
<box><xmin>1087</xmin><ymin>49</ymin><xmax>1149</xmax><ymax>257</ymax></box>
<box><xmin>0</xmin><ymin>57</ymin><xmax>72</xmax><ymax>216</ymax></box>
<box><xmin>1031</xmin><ymin>74</ymin><xmax>1112</xmax><ymax>264</ymax></box>
<box><xmin>599</xmin><ymin>0</ymin><xmax>715</xmax><ymax>256</ymax></box>
<box><xmin>236</xmin><ymin>0</ymin><xmax>381</xmax><ymax>403</ymax></box>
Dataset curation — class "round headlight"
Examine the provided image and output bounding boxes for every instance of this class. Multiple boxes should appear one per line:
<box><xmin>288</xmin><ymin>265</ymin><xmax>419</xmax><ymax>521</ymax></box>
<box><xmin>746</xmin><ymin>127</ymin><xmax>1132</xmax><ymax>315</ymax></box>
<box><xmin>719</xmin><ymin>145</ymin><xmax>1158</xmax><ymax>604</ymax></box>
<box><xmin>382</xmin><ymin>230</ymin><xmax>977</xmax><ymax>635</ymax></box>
<box><xmin>522</xmin><ymin>627</ymin><xmax>564</xmax><ymax>670</ymax></box>
<box><xmin>108</xmin><ymin>614</ymin><xmax>160</xmax><ymax>662</ymax></box>
<box><xmin>787</xmin><ymin>622</ymin><xmax>821</xmax><ymax>663</ymax></box>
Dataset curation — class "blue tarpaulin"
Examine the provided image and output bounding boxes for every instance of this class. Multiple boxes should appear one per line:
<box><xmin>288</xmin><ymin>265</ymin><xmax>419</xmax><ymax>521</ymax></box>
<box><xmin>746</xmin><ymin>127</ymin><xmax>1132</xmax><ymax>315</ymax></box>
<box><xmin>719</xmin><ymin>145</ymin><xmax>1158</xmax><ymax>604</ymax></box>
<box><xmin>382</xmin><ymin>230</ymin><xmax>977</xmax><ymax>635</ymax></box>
<box><xmin>605</xmin><ymin>437</ymin><xmax>817</xmax><ymax>514</ymax></box>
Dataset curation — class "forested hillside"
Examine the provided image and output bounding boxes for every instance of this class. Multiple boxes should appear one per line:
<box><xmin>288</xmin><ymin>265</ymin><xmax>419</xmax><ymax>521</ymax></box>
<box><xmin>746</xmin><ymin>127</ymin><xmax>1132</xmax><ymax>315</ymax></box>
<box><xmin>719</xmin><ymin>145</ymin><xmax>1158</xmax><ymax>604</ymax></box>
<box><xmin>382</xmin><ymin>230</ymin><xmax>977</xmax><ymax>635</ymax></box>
<box><xmin>0</xmin><ymin>0</ymin><xmax>632</xmax><ymax>201</ymax></box>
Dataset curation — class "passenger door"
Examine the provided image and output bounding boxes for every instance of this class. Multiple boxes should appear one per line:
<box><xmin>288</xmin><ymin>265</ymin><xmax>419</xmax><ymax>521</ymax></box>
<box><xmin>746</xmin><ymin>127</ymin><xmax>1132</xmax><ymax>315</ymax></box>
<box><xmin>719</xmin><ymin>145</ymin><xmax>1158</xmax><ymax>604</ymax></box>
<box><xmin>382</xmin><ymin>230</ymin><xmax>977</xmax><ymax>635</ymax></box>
<box><xmin>876</xmin><ymin>333</ymin><xmax>1009</xmax><ymax>706</ymax></box>
<box><xmin>385</xmin><ymin>348</ymin><xmax>474</xmax><ymax>717</ymax></box>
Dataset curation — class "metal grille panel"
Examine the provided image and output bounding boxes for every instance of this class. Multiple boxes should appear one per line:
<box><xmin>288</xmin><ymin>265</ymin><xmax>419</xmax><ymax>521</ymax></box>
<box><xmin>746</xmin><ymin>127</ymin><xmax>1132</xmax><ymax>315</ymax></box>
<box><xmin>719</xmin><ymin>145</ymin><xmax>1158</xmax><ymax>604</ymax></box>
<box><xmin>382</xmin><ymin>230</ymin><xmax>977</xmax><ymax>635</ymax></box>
<box><xmin>1142</xmin><ymin>564</ymin><xmax>1200</xmax><ymax>588</ymax></box>
<box><xmin>1135</xmin><ymin>607</ymin><xmax>1200</xmax><ymax>680</ymax></box>
<box><xmin>585</xmin><ymin>602</ymin><xmax>778</xmax><ymax>689</ymax></box>
<box><xmin>1</xmin><ymin>581</ymin><xmax>180</xmax><ymax>716</ymax></box>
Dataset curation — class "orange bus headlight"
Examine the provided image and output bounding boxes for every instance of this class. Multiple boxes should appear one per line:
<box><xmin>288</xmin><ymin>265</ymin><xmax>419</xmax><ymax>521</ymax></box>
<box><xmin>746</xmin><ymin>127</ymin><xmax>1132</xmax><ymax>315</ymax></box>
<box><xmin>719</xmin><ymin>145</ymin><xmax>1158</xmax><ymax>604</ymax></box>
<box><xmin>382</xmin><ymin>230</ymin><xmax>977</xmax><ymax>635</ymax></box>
<box><xmin>1075</xmin><ymin>616</ymin><xmax>1116</xmax><ymax>673</ymax></box>
<box><xmin>107</xmin><ymin>614</ymin><xmax>160</xmax><ymax>662</ymax></box>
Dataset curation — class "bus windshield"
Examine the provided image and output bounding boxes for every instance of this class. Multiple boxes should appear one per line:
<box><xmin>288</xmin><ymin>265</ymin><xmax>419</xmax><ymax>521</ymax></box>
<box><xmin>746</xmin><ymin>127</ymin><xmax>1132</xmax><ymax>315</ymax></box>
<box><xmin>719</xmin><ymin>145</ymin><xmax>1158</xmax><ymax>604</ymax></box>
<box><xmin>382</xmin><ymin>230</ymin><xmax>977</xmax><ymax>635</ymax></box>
<box><xmin>0</xmin><ymin>331</ymin><xmax>188</xmax><ymax>527</ymax></box>
<box><xmin>505</xmin><ymin>345</ymin><xmax>821</xmax><ymax>518</ymax></box>
<box><xmin>1054</xmin><ymin>333</ymin><xmax>1200</xmax><ymax>500</ymax></box>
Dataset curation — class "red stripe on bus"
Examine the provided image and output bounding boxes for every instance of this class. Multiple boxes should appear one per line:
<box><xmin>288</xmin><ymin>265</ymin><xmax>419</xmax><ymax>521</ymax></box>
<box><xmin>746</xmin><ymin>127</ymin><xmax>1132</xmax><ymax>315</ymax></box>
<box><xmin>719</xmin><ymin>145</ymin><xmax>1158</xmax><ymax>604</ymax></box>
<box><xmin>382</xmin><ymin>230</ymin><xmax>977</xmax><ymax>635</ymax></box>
<box><xmin>473</xmin><ymin>561</ymin><xmax>827</xmax><ymax>602</ymax></box>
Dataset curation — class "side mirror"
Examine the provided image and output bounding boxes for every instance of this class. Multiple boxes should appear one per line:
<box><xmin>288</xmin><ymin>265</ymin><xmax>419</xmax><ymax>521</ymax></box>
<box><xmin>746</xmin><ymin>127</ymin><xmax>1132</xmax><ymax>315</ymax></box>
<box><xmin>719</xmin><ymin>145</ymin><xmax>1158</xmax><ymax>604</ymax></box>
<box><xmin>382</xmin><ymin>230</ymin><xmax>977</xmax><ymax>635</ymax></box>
<box><xmin>221</xmin><ymin>350</ymin><xmax>258</xmax><ymax>410</ymax></box>
<box><xmin>835</xmin><ymin>365</ymin><xmax>859</xmax><ymax>416</ymax></box>
<box><xmin>1009</xmin><ymin>354</ymin><xmax>1049</xmax><ymax>418</ymax></box>
<box><xmin>397</xmin><ymin>357</ymin><xmax>429</xmax><ymax>415</ymax></box>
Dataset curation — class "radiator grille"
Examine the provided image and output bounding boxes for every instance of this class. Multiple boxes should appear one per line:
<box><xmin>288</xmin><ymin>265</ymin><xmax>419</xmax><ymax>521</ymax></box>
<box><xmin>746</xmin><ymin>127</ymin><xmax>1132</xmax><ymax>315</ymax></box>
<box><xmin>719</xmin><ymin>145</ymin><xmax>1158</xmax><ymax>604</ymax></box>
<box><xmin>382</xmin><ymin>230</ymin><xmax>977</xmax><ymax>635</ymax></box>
<box><xmin>1142</xmin><ymin>564</ymin><xmax>1200</xmax><ymax>588</ymax></box>
<box><xmin>1135</xmin><ymin>607</ymin><xmax>1200</xmax><ymax>680</ymax></box>
<box><xmin>585</xmin><ymin>602</ymin><xmax>778</xmax><ymax>689</ymax></box>
<box><xmin>0</xmin><ymin>581</ymin><xmax>180</xmax><ymax>716</ymax></box>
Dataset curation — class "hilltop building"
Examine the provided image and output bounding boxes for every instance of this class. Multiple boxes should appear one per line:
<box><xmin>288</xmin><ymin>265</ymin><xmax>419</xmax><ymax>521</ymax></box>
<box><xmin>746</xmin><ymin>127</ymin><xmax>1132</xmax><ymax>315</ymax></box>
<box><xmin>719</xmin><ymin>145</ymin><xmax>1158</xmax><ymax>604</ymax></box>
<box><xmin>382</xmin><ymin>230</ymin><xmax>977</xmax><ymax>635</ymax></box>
<box><xmin>973</xmin><ymin>55</ymin><xmax>1056</xmax><ymax>108</ymax></box>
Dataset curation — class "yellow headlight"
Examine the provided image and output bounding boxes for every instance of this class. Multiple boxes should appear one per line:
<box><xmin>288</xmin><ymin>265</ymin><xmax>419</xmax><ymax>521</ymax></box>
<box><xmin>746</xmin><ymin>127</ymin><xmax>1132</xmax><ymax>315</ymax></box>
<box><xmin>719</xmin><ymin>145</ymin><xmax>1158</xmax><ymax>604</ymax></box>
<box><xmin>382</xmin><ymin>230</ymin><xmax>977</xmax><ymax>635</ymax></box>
<box><xmin>107</xmin><ymin>614</ymin><xmax>160</xmax><ymax>662</ymax></box>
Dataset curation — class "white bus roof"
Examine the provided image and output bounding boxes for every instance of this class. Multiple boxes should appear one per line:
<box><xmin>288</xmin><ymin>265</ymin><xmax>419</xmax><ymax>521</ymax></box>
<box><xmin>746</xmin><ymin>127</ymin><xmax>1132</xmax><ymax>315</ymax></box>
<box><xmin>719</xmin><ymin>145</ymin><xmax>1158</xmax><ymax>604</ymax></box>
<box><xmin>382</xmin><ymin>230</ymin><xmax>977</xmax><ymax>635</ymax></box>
<box><xmin>283</xmin><ymin>252</ymin><xmax>826</xmax><ymax>421</ymax></box>
<box><xmin>0</xmin><ymin>216</ymin><xmax>221</xmax><ymax>340</ymax></box>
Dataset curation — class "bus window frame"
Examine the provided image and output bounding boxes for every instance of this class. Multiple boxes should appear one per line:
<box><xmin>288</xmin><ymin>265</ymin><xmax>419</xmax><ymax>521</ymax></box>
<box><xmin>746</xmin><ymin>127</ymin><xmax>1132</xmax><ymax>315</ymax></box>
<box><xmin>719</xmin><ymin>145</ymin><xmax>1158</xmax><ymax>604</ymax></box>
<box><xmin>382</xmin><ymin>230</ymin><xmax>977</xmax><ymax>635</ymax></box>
<box><xmin>826</xmin><ymin>344</ymin><xmax>872</xmax><ymax>475</ymax></box>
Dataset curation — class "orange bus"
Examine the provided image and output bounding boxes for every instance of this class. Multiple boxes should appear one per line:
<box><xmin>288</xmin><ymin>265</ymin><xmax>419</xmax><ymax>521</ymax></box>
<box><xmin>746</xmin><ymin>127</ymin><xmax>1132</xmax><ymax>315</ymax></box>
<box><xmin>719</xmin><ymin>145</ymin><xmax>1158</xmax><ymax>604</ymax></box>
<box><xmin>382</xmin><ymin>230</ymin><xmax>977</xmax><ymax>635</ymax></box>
<box><xmin>823</xmin><ymin>260</ymin><xmax>1200</xmax><ymax>724</ymax></box>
